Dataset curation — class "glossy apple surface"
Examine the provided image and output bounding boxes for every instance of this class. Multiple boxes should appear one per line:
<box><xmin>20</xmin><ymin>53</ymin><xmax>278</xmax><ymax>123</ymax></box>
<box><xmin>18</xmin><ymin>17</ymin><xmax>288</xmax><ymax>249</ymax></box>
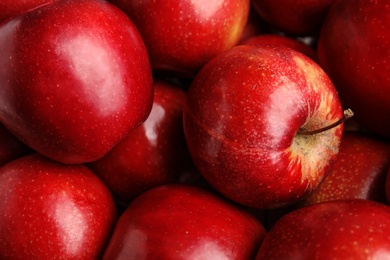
<box><xmin>0</xmin><ymin>0</ymin><xmax>153</xmax><ymax>164</ymax></box>
<box><xmin>256</xmin><ymin>199</ymin><xmax>390</xmax><ymax>259</ymax></box>
<box><xmin>0</xmin><ymin>122</ymin><xmax>32</xmax><ymax>167</ymax></box>
<box><xmin>103</xmin><ymin>184</ymin><xmax>266</xmax><ymax>259</ymax></box>
<box><xmin>300</xmin><ymin>132</ymin><xmax>390</xmax><ymax>206</ymax></box>
<box><xmin>183</xmin><ymin>44</ymin><xmax>344</xmax><ymax>209</ymax></box>
<box><xmin>318</xmin><ymin>0</ymin><xmax>390</xmax><ymax>138</ymax></box>
<box><xmin>109</xmin><ymin>0</ymin><xmax>250</xmax><ymax>76</ymax></box>
<box><xmin>0</xmin><ymin>153</ymin><xmax>117</xmax><ymax>259</ymax></box>
<box><xmin>88</xmin><ymin>79</ymin><xmax>194</xmax><ymax>205</ymax></box>
<box><xmin>0</xmin><ymin>0</ymin><xmax>53</xmax><ymax>24</ymax></box>
<box><xmin>251</xmin><ymin>0</ymin><xmax>335</xmax><ymax>35</ymax></box>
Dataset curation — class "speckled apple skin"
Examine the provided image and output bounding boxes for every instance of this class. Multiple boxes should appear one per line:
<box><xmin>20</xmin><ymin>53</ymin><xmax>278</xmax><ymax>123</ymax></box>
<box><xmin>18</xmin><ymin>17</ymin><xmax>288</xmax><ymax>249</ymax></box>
<box><xmin>256</xmin><ymin>199</ymin><xmax>390</xmax><ymax>259</ymax></box>
<box><xmin>0</xmin><ymin>153</ymin><xmax>117</xmax><ymax>259</ymax></box>
<box><xmin>103</xmin><ymin>184</ymin><xmax>266</xmax><ymax>259</ymax></box>
<box><xmin>300</xmin><ymin>132</ymin><xmax>390</xmax><ymax>206</ymax></box>
<box><xmin>183</xmin><ymin>44</ymin><xmax>344</xmax><ymax>209</ymax></box>
<box><xmin>0</xmin><ymin>0</ymin><xmax>153</xmax><ymax>164</ymax></box>
<box><xmin>318</xmin><ymin>0</ymin><xmax>390</xmax><ymax>138</ymax></box>
<box><xmin>110</xmin><ymin>0</ymin><xmax>250</xmax><ymax>76</ymax></box>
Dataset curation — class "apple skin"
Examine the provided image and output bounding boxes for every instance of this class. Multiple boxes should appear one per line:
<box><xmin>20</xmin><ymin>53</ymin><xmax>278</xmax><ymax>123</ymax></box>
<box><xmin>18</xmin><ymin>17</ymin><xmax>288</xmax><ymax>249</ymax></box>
<box><xmin>256</xmin><ymin>199</ymin><xmax>390</xmax><ymax>259</ymax></box>
<box><xmin>240</xmin><ymin>34</ymin><xmax>317</xmax><ymax>61</ymax></box>
<box><xmin>251</xmin><ymin>0</ymin><xmax>335</xmax><ymax>36</ymax></box>
<box><xmin>183</xmin><ymin>44</ymin><xmax>344</xmax><ymax>209</ymax></box>
<box><xmin>300</xmin><ymin>132</ymin><xmax>390</xmax><ymax>206</ymax></box>
<box><xmin>0</xmin><ymin>122</ymin><xmax>32</xmax><ymax>167</ymax></box>
<box><xmin>0</xmin><ymin>0</ymin><xmax>54</xmax><ymax>24</ymax></box>
<box><xmin>317</xmin><ymin>0</ymin><xmax>390</xmax><ymax>139</ymax></box>
<box><xmin>88</xmin><ymin>79</ymin><xmax>194</xmax><ymax>205</ymax></box>
<box><xmin>103</xmin><ymin>184</ymin><xmax>266</xmax><ymax>259</ymax></box>
<box><xmin>0</xmin><ymin>0</ymin><xmax>153</xmax><ymax>164</ymax></box>
<box><xmin>109</xmin><ymin>0</ymin><xmax>250</xmax><ymax>77</ymax></box>
<box><xmin>0</xmin><ymin>153</ymin><xmax>117</xmax><ymax>259</ymax></box>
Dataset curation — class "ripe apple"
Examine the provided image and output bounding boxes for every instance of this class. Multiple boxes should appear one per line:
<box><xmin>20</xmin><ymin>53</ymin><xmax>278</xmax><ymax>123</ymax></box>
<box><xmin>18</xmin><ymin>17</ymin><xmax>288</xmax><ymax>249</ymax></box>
<box><xmin>240</xmin><ymin>34</ymin><xmax>317</xmax><ymax>61</ymax></box>
<box><xmin>88</xmin><ymin>79</ymin><xmax>194</xmax><ymax>205</ymax></box>
<box><xmin>183</xmin><ymin>44</ymin><xmax>345</xmax><ymax>209</ymax></box>
<box><xmin>0</xmin><ymin>153</ymin><xmax>117</xmax><ymax>259</ymax></box>
<box><xmin>317</xmin><ymin>0</ymin><xmax>390</xmax><ymax>138</ymax></box>
<box><xmin>109</xmin><ymin>0</ymin><xmax>250</xmax><ymax>77</ymax></box>
<box><xmin>0</xmin><ymin>0</ymin><xmax>53</xmax><ymax>24</ymax></box>
<box><xmin>0</xmin><ymin>0</ymin><xmax>153</xmax><ymax>164</ymax></box>
<box><xmin>300</xmin><ymin>132</ymin><xmax>390</xmax><ymax>206</ymax></box>
<box><xmin>251</xmin><ymin>0</ymin><xmax>335</xmax><ymax>36</ymax></box>
<box><xmin>0</xmin><ymin>122</ymin><xmax>32</xmax><ymax>167</ymax></box>
<box><xmin>256</xmin><ymin>199</ymin><xmax>390</xmax><ymax>259</ymax></box>
<box><xmin>103</xmin><ymin>184</ymin><xmax>266</xmax><ymax>259</ymax></box>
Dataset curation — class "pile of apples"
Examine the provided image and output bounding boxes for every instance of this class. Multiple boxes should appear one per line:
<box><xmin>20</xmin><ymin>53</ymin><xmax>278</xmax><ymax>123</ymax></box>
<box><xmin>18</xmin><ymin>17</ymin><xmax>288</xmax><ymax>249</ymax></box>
<box><xmin>0</xmin><ymin>0</ymin><xmax>389</xmax><ymax>259</ymax></box>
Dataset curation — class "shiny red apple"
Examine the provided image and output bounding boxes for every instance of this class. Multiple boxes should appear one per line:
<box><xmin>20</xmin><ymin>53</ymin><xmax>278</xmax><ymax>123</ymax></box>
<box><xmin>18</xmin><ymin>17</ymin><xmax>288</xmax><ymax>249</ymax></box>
<box><xmin>103</xmin><ymin>184</ymin><xmax>266</xmax><ymax>259</ymax></box>
<box><xmin>256</xmin><ymin>199</ymin><xmax>390</xmax><ymax>259</ymax></box>
<box><xmin>183</xmin><ymin>44</ymin><xmax>344</xmax><ymax>209</ymax></box>
<box><xmin>318</xmin><ymin>0</ymin><xmax>390</xmax><ymax>138</ymax></box>
<box><xmin>0</xmin><ymin>0</ymin><xmax>153</xmax><ymax>164</ymax></box>
<box><xmin>109</xmin><ymin>0</ymin><xmax>250</xmax><ymax>77</ymax></box>
<box><xmin>0</xmin><ymin>153</ymin><xmax>117</xmax><ymax>259</ymax></box>
<box><xmin>88</xmin><ymin>79</ymin><xmax>194</xmax><ymax>205</ymax></box>
<box><xmin>300</xmin><ymin>132</ymin><xmax>390</xmax><ymax>206</ymax></box>
<box><xmin>251</xmin><ymin>0</ymin><xmax>335</xmax><ymax>35</ymax></box>
<box><xmin>0</xmin><ymin>0</ymin><xmax>53</xmax><ymax>24</ymax></box>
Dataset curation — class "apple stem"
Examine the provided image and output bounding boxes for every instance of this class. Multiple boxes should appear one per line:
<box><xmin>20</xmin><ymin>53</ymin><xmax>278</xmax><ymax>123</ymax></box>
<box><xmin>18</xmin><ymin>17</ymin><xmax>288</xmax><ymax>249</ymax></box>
<box><xmin>298</xmin><ymin>109</ymin><xmax>354</xmax><ymax>135</ymax></box>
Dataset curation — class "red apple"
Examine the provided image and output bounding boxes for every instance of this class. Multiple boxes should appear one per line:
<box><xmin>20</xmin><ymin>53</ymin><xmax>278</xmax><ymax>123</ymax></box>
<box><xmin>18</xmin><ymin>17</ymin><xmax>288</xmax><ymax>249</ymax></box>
<box><xmin>109</xmin><ymin>0</ymin><xmax>250</xmax><ymax>77</ymax></box>
<box><xmin>256</xmin><ymin>199</ymin><xmax>390</xmax><ymax>259</ymax></box>
<box><xmin>240</xmin><ymin>33</ymin><xmax>318</xmax><ymax>61</ymax></box>
<box><xmin>317</xmin><ymin>0</ymin><xmax>390</xmax><ymax>138</ymax></box>
<box><xmin>88</xmin><ymin>79</ymin><xmax>194</xmax><ymax>205</ymax></box>
<box><xmin>0</xmin><ymin>0</ymin><xmax>153</xmax><ymax>164</ymax></box>
<box><xmin>251</xmin><ymin>0</ymin><xmax>335</xmax><ymax>36</ymax></box>
<box><xmin>183</xmin><ymin>44</ymin><xmax>344</xmax><ymax>209</ymax></box>
<box><xmin>0</xmin><ymin>122</ymin><xmax>32</xmax><ymax>167</ymax></box>
<box><xmin>103</xmin><ymin>184</ymin><xmax>266</xmax><ymax>259</ymax></box>
<box><xmin>0</xmin><ymin>153</ymin><xmax>117</xmax><ymax>259</ymax></box>
<box><xmin>300</xmin><ymin>132</ymin><xmax>390</xmax><ymax>206</ymax></box>
<box><xmin>0</xmin><ymin>0</ymin><xmax>53</xmax><ymax>24</ymax></box>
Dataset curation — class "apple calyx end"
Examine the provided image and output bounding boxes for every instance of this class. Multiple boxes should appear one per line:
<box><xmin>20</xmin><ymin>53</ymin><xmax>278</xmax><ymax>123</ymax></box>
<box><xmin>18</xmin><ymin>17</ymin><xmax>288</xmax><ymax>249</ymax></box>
<box><xmin>298</xmin><ymin>108</ymin><xmax>354</xmax><ymax>136</ymax></box>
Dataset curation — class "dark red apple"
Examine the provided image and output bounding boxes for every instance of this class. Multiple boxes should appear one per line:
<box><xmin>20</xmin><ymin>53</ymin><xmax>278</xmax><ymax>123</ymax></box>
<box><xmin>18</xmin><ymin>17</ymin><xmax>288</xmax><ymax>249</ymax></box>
<box><xmin>0</xmin><ymin>122</ymin><xmax>32</xmax><ymax>167</ymax></box>
<box><xmin>0</xmin><ymin>153</ymin><xmax>117</xmax><ymax>259</ymax></box>
<box><xmin>300</xmin><ymin>132</ymin><xmax>390</xmax><ymax>206</ymax></box>
<box><xmin>317</xmin><ymin>0</ymin><xmax>390</xmax><ymax>138</ymax></box>
<box><xmin>256</xmin><ymin>199</ymin><xmax>390</xmax><ymax>259</ymax></box>
<box><xmin>183</xmin><ymin>44</ymin><xmax>345</xmax><ymax>209</ymax></box>
<box><xmin>251</xmin><ymin>0</ymin><xmax>335</xmax><ymax>36</ymax></box>
<box><xmin>240</xmin><ymin>33</ymin><xmax>317</xmax><ymax>61</ymax></box>
<box><xmin>0</xmin><ymin>0</ymin><xmax>53</xmax><ymax>24</ymax></box>
<box><xmin>103</xmin><ymin>184</ymin><xmax>266</xmax><ymax>259</ymax></box>
<box><xmin>109</xmin><ymin>0</ymin><xmax>250</xmax><ymax>77</ymax></box>
<box><xmin>0</xmin><ymin>0</ymin><xmax>153</xmax><ymax>164</ymax></box>
<box><xmin>88</xmin><ymin>79</ymin><xmax>194</xmax><ymax>205</ymax></box>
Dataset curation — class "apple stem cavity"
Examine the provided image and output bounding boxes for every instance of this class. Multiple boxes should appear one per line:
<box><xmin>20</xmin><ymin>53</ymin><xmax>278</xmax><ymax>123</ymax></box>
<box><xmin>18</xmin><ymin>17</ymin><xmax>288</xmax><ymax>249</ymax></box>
<box><xmin>298</xmin><ymin>109</ymin><xmax>354</xmax><ymax>135</ymax></box>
